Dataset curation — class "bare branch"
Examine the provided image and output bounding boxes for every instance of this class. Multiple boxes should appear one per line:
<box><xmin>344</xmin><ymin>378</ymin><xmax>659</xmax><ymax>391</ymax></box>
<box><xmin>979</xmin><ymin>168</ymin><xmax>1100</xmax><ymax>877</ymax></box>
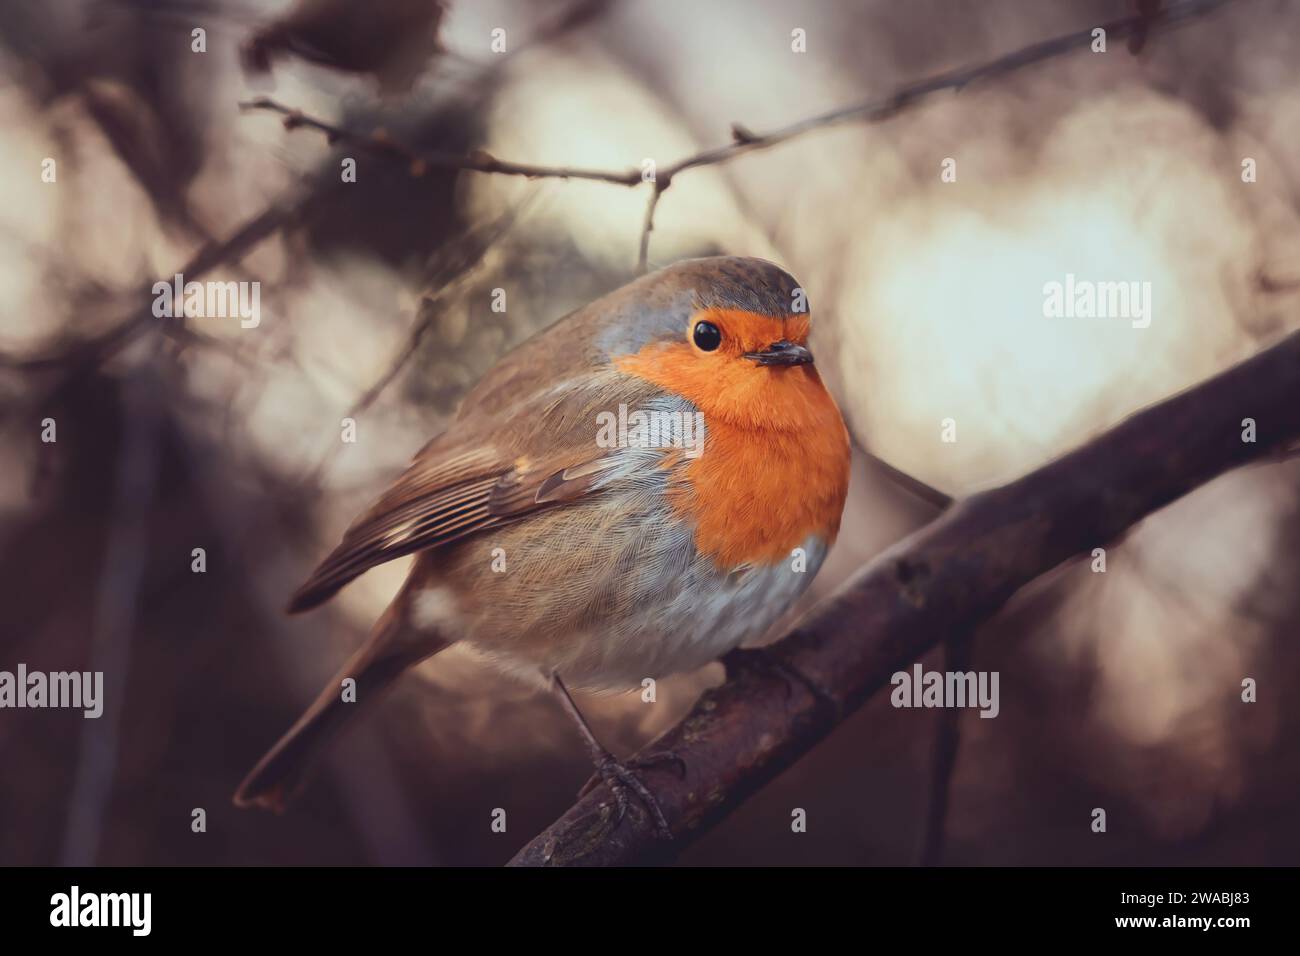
<box><xmin>637</xmin><ymin>181</ymin><xmax>667</xmax><ymax>274</ymax></box>
<box><xmin>860</xmin><ymin>448</ymin><xmax>953</xmax><ymax>511</ymax></box>
<box><xmin>510</xmin><ymin>329</ymin><xmax>1300</xmax><ymax>866</ymax></box>
<box><xmin>238</xmin><ymin>98</ymin><xmax>644</xmax><ymax>186</ymax></box>
<box><xmin>343</xmin><ymin>201</ymin><xmax>527</xmax><ymax>421</ymax></box>
<box><xmin>292</xmin><ymin>200</ymin><xmax>531</xmax><ymax>492</ymax></box>
<box><xmin>655</xmin><ymin>0</ymin><xmax>1233</xmax><ymax>181</ymax></box>
<box><xmin>0</xmin><ymin>194</ymin><xmax>318</xmax><ymax>374</ymax></box>
<box><xmin>241</xmin><ymin>0</ymin><xmax>1233</xmax><ymax>267</ymax></box>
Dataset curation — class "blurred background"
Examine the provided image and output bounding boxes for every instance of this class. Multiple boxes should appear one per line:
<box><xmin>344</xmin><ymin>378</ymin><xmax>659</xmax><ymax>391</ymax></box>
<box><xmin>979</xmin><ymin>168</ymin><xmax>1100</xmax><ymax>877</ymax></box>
<box><xmin>2</xmin><ymin>0</ymin><xmax>1299</xmax><ymax>866</ymax></box>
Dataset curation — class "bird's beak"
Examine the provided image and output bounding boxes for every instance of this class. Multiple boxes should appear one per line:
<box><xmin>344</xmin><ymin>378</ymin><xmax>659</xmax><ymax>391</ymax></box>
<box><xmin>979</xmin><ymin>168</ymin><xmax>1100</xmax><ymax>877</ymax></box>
<box><xmin>743</xmin><ymin>340</ymin><xmax>814</xmax><ymax>366</ymax></box>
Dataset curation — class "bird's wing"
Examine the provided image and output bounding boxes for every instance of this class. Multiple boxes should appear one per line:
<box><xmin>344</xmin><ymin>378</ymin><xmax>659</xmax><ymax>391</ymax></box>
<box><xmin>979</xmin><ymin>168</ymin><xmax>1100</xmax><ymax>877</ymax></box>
<box><xmin>287</xmin><ymin>371</ymin><xmax>679</xmax><ymax>612</ymax></box>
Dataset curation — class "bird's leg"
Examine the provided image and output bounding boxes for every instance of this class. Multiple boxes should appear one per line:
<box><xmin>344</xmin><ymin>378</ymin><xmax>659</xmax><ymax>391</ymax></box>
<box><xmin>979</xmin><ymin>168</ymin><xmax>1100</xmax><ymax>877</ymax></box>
<box><xmin>550</xmin><ymin>673</ymin><xmax>681</xmax><ymax>839</ymax></box>
<box><xmin>722</xmin><ymin>645</ymin><xmax>839</xmax><ymax>717</ymax></box>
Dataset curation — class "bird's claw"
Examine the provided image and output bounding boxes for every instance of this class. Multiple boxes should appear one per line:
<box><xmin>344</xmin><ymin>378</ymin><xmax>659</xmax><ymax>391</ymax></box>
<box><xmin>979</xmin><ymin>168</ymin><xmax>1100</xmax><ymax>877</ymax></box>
<box><xmin>579</xmin><ymin>750</ymin><xmax>681</xmax><ymax>839</ymax></box>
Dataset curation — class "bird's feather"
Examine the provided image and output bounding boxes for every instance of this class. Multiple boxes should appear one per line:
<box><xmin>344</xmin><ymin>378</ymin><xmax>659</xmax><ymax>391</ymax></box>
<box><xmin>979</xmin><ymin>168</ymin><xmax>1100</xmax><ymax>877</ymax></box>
<box><xmin>287</xmin><ymin>369</ymin><xmax>676</xmax><ymax>612</ymax></box>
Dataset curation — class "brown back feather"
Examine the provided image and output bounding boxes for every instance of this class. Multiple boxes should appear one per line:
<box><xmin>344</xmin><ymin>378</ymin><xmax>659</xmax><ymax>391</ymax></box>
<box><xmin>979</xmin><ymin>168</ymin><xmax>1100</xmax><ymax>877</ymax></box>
<box><xmin>287</xmin><ymin>372</ymin><xmax>669</xmax><ymax>613</ymax></box>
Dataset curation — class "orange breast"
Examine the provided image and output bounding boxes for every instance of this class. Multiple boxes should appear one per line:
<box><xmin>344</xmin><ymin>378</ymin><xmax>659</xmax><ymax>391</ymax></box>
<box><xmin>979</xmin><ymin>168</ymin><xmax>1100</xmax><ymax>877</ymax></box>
<box><xmin>615</xmin><ymin>332</ymin><xmax>851</xmax><ymax>570</ymax></box>
<box><xmin>678</xmin><ymin>414</ymin><xmax>850</xmax><ymax>568</ymax></box>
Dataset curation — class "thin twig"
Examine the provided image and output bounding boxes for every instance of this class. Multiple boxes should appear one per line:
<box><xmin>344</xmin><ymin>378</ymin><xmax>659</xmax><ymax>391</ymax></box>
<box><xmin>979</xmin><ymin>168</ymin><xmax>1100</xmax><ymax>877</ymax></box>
<box><xmin>637</xmin><ymin>181</ymin><xmax>667</xmax><ymax>273</ymax></box>
<box><xmin>0</xmin><ymin>194</ymin><xmax>318</xmax><ymax>374</ymax></box>
<box><xmin>861</xmin><ymin>449</ymin><xmax>953</xmax><ymax>512</ymax></box>
<box><xmin>293</xmin><ymin>201</ymin><xmax>527</xmax><ymax>492</ymax></box>
<box><xmin>241</xmin><ymin>0</ymin><xmax>1234</xmax><ymax>268</ymax></box>
<box><xmin>346</xmin><ymin>199</ymin><xmax>533</xmax><ymax>421</ymax></box>
<box><xmin>238</xmin><ymin>98</ymin><xmax>644</xmax><ymax>186</ymax></box>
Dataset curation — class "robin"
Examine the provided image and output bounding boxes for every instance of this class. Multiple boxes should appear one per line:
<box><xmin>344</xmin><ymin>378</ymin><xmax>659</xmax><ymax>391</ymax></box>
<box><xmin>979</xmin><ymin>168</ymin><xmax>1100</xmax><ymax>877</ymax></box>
<box><xmin>234</xmin><ymin>256</ymin><xmax>851</xmax><ymax>835</ymax></box>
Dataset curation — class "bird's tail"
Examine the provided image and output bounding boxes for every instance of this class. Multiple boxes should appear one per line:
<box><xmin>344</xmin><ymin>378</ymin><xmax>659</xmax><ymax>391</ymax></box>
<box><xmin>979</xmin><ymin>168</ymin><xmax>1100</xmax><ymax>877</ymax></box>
<box><xmin>234</xmin><ymin>597</ymin><xmax>447</xmax><ymax>812</ymax></box>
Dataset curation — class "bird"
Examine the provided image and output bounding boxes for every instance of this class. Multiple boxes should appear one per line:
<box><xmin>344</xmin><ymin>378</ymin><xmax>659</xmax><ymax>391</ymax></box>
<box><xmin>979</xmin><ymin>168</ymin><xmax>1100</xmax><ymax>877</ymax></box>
<box><xmin>233</xmin><ymin>256</ymin><xmax>851</xmax><ymax>835</ymax></box>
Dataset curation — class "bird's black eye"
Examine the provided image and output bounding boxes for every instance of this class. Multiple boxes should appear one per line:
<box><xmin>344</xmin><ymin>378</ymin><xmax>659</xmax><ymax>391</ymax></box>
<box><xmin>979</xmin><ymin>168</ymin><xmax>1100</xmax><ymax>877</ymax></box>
<box><xmin>692</xmin><ymin>320</ymin><xmax>722</xmax><ymax>351</ymax></box>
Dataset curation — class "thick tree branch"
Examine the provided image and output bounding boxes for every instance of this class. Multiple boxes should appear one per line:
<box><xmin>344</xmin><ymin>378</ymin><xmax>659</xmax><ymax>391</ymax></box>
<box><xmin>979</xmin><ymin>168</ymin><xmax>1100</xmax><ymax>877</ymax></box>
<box><xmin>511</xmin><ymin>329</ymin><xmax>1300</xmax><ymax>866</ymax></box>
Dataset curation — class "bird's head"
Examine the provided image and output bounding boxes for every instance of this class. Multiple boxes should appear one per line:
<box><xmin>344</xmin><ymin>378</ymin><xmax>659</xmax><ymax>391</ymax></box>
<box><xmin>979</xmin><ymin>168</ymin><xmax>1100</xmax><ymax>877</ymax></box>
<box><xmin>600</xmin><ymin>257</ymin><xmax>830</xmax><ymax>431</ymax></box>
